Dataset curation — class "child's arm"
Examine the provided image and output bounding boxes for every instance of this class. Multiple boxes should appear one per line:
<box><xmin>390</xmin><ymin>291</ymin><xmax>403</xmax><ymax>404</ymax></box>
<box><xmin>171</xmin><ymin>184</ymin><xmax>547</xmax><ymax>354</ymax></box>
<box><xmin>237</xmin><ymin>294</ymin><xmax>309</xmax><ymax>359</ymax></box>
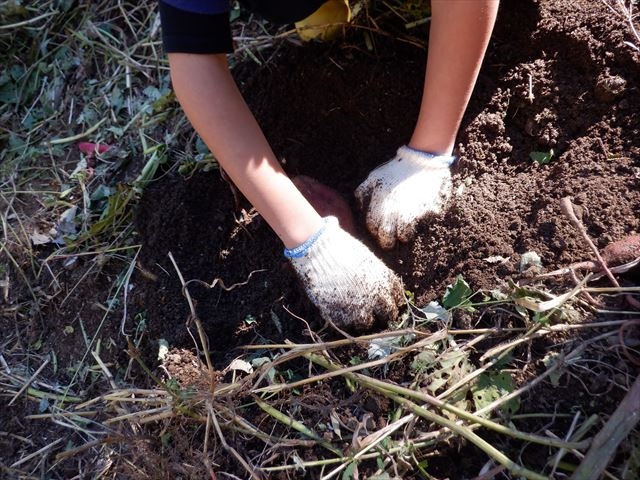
<box><xmin>410</xmin><ymin>0</ymin><xmax>500</xmax><ymax>156</ymax></box>
<box><xmin>357</xmin><ymin>0</ymin><xmax>500</xmax><ymax>249</ymax></box>
<box><xmin>168</xmin><ymin>52</ymin><xmax>403</xmax><ymax>329</ymax></box>
<box><xmin>168</xmin><ymin>53</ymin><xmax>323</xmax><ymax>248</ymax></box>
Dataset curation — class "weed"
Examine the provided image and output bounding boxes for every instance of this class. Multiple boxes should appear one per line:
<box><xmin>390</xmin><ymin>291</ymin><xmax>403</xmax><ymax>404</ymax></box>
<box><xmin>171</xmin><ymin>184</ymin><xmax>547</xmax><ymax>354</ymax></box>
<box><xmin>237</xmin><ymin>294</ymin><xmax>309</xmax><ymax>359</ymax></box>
<box><xmin>529</xmin><ymin>149</ymin><xmax>555</xmax><ymax>165</ymax></box>
<box><xmin>442</xmin><ymin>274</ymin><xmax>476</xmax><ymax>311</ymax></box>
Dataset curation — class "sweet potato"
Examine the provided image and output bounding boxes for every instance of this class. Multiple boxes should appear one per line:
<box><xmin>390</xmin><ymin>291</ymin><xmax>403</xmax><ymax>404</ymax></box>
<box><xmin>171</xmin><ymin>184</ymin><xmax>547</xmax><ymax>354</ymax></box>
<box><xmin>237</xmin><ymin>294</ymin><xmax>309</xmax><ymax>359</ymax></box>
<box><xmin>602</xmin><ymin>234</ymin><xmax>640</xmax><ymax>266</ymax></box>
<box><xmin>291</xmin><ymin>175</ymin><xmax>356</xmax><ymax>235</ymax></box>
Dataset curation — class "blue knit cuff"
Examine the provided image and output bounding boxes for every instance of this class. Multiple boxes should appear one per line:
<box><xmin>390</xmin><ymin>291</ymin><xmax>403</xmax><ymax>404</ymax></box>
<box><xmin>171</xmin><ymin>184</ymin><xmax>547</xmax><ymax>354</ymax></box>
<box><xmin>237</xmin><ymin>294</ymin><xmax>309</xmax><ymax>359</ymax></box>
<box><xmin>401</xmin><ymin>145</ymin><xmax>457</xmax><ymax>167</ymax></box>
<box><xmin>284</xmin><ymin>220</ymin><xmax>328</xmax><ymax>259</ymax></box>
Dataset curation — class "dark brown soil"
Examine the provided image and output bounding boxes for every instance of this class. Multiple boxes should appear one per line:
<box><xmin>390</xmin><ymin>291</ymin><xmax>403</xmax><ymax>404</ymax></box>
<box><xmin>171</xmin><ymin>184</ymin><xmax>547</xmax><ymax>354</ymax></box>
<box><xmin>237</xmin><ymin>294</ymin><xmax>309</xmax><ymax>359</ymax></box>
<box><xmin>134</xmin><ymin>0</ymin><xmax>640</xmax><ymax>361</ymax></box>
<box><xmin>3</xmin><ymin>0</ymin><xmax>640</xmax><ymax>478</ymax></box>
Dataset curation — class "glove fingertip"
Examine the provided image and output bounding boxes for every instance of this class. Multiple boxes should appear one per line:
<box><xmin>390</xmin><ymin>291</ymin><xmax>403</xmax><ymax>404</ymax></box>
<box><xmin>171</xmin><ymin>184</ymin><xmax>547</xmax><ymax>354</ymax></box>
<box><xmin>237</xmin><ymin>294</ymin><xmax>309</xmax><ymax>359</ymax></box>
<box><xmin>396</xmin><ymin>221</ymin><xmax>417</xmax><ymax>245</ymax></box>
<box><xmin>375</xmin><ymin>220</ymin><xmax>397</xmax><ymax>250</ymax></box>
<box><xmin>390</xmin><ymin>273</ymin><xmax>405</xmax><ymax>306</ymax></box>
<box><xmin>372</xmin><ymin>292</ymin><xmax>399</xmax><ymax>326</ymax></box>
<box><xmin>354</xmin><ymin>183</ymin><xmax>371</xmax><ymax>212</ymax></box>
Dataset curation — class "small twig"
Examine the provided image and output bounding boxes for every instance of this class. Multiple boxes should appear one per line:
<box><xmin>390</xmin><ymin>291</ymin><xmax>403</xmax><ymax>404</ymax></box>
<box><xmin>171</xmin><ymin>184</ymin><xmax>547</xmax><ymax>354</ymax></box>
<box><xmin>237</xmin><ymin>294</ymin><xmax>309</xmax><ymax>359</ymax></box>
<box><xmin>545</xmin><ymin>430</ymin><xmax>619</xmax><ymax>480</ymax></box>
<box><xmin>8</xmin><ymin>357</ymin><xmax>50</xmax><ymax>406</ymax></box>
<box><xmin>388</xmin><ymin>393</ymin><xmax>549</xmax><ymax>480</ymax></box>
<box><xmin>404</xmin><ymin>16</ymin><xmax>431</xmax><ymax>29</ymax></box>
<box><xmin>321</xmin><ymin>414</ymin><xmax>414</xmax><ymax>480</ymax></box>
<box><xmin>253</xmin><ymin>395</ymin><xmax>341</xmax><ymax>456</ymax></box>
<box><xmin>46</xmin><ymin>117</ymin><xmax>108</xmax><ymax>145</ymax></box>
<box><xmin>10</xmin><ymin>438</ymin><xmax>64</xmax><ymax>468</ymax></box>
<box><xmin>618</xmin><ymin>319</ymin><xmax>640</xmax><ymax>367</ymax></box>
<box><xmin>472</xmin><ymin>464</ymin><xmax>507</xmax><ymax>480</ymax></box>
<box><xmin>559</xmin><ymin>197</ymin><xmax>620</xmax><ymax>288</ymax></box>
<box><xmin>306</xmin><ymin>352</ymin><xmax>590</xmax><ymax>451</ymax></box>
<box><xmin>0</xmin><ymin>353</ymin><xmax>9</xmax><ymax>374</ymax></box>
<box><xmin>55</xmin><ymin>436</ymin><xmax>124</xmax><ymax>461</ymax></box>
<box><xmin>91</xmin><ymin>350</ymin><xmax>118</xmax><ymax>390</ymax></box>
<box><xmin>586</xmin><ymin>286</ymin><xmax>640</xmax><ymax>293</ymax></box>
<box><xmin>259</xmin><ymin>429</ymin><xmax>447</xmax><ymax>473</ymax></box>
<box><xmin>243</xmin><ymin>328</ymin><xmax>428</xmax><ymax>351</ymax></box>
<box><xmin>207</xmin><ymin>402</ymin><xmax>262</xmax><ymax>480</ymax></box>
<box><xmin>103</xmin><ymin>406</ymin><xmax>173</xmax><ymax>425</ymax></box>
<box><xmin>167</xmin><ymin>251</ymin><xmax>214</xmax><ymax>374</ymax></box>
<box><xmin>119</xmin><ymin>247</ymin><xmax>141</xmax><ymax>337</ymax></box>
<box><xmin>568</xmin><ymin>268</ymin><xmax>600</xmax><ymax>305</ymax></box>
<box><xmin>476</xmin><ymin>330</ymin><xmax>619</xmax><ymax>417</ymax></box>
<box><xmin>182</xmin><ymin>268</ymin><xmax>267</xmax><ymax>293</ymax></box>
<box><xmin>254</xmin><ymin>332</ymin><xmax>446</xmax><ymax>394</ymax></box>
<box><xmin>549</xmin><ymin>411</ymin><xmax>583</xmax><ymax>476</ymax></box>
<box><xmin>447</xmin><ymin>320</ymin><xmax>631</xmax><ymax>336</ymax></box>
<box><xmin>0</xmin><ymin>11</ymin><xmax>59</xmax><ymax>30</ymax></box>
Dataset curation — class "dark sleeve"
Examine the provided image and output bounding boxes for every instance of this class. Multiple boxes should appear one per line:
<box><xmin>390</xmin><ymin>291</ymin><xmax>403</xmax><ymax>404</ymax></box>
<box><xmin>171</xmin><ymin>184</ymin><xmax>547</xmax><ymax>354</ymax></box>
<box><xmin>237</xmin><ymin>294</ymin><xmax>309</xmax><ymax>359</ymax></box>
<box><xmin>159</xmin><ymin>1</ymin><xmax>233</xmax><ymax>54</ymax></box>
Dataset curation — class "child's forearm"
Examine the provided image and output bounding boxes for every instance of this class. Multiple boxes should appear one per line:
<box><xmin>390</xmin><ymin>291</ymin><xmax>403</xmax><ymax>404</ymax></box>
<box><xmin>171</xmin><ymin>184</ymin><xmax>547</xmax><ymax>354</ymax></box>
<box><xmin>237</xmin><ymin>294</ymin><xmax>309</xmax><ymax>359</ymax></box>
<box><xmin>168</xmin><ymin>53</ymin><xmax>323</xmax><ymax>248</ymax></box>
<box><xmin>410</xmin><ymin>0</ymin><xmax>500</xmax><ymax>156</ymax></box>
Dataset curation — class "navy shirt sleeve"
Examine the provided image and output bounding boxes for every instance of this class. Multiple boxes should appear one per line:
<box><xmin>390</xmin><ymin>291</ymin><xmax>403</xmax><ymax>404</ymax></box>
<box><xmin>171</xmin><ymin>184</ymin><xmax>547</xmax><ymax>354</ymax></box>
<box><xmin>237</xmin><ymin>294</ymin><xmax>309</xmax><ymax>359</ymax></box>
<box><xmin>159</xmin><ymin>1</ymin><xmax>233</xmax><ymax>54</ymax></box>
<box><xmin>158</xmin><ymin>0</ymin><xmax>328</xmax><ymax>54</ymax></box>
<box><xmin>161</xmin><ymin>0</ymin><xmax>230</xmax><ymax>15</ymax></box>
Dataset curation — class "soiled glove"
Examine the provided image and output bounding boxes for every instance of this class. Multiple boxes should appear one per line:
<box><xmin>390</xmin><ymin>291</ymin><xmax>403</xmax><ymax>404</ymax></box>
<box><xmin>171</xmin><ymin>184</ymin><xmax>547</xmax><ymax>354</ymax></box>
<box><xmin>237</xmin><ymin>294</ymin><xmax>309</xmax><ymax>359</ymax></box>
<box><xmin>355</xmin><ymin>145</ymin><xmax>455</xmax><ymax>249</ymax></box>
<box><xmin>285</xmin><ymin>217</ymin><xmax>403</xmax><ymax>331</ymax></box>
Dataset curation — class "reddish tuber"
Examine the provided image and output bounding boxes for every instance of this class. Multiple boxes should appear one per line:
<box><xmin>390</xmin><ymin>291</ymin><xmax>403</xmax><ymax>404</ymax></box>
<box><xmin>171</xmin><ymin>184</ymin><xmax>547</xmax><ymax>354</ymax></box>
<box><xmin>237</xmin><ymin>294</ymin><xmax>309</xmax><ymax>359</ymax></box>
<box><xmin>602</xmin><ymin>234</ymin><xmax>640</xmax><ymax>266</ymax></box>
<box><xmin>291</xmin><ymin>175</ymin><xmax>356</xmax><ymax>235</ymax></box>
<box><xmin>78</xmin><ymin>142</ymin><xmax>111</xmax><ymax>157</ymax></box>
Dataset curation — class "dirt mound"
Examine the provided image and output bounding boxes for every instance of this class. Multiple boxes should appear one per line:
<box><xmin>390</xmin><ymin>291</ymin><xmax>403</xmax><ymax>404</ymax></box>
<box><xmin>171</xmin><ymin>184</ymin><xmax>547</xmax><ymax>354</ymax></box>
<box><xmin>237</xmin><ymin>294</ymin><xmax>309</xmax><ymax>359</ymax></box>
<box><xmin>134</xmin><ymin>0</ymin><xmax>640</xmax><ymax>365</ymax></box>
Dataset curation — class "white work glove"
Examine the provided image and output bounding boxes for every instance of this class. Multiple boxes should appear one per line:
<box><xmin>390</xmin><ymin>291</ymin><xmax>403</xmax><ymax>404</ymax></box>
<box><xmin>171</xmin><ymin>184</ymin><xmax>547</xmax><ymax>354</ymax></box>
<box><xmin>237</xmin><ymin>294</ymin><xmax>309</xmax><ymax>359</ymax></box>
<box><xmin>285</xmin><ymin>217</ymin><xmax>403</xmax><ymax>331</ymax></box>
<box><xmin>355</xmin><ymin>145</ymin><xmax>455</xmax><ymax>249</ymax></box>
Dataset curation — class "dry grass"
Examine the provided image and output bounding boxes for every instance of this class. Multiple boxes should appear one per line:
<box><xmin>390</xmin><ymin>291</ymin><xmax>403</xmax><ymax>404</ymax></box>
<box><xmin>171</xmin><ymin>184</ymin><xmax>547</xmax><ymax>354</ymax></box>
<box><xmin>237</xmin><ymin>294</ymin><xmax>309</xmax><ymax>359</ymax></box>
<box><xmin>4</xmin><ymin>269</ymin><xmax>637</xmax><ymax>478</ymax></box>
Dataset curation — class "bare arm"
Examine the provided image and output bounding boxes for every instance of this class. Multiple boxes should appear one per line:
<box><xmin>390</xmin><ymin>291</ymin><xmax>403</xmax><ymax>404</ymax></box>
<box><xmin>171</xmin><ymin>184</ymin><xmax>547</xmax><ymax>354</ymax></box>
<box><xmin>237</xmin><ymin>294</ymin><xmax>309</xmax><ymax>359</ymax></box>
<box><xmin>410</xmin><ymin>0</ymin><xmax>500</xmax><ymax>155</ymax></box>
<box><xmin>168</xmin><ymin>52</ymin><xmax>403</xmax><ymax>328</ymax></box>
<box><xmin>167</xmin><ymin>52</ymin><xmax>323</xmax><ymax>248</ymax></box>
<box><xmin>356</xmin><ymin>0</ymin><xmax>500</xmax><ymax>248</ymax></box>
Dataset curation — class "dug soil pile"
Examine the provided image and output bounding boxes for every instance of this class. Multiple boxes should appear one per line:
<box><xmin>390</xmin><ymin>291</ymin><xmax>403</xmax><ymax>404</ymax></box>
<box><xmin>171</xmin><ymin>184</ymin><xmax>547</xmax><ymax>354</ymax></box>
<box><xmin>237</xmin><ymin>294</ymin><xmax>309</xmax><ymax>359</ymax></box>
<box><xmin>135</xmin><ymin>0</ymin><xmax>640</xmax><ymax>364</ymax></box>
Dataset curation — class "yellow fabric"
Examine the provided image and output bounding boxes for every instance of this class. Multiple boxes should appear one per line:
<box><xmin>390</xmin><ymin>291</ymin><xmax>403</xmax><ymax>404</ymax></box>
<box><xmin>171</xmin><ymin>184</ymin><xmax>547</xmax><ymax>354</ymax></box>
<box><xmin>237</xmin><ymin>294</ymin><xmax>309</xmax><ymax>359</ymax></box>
<box><xmin>294</xmin><ymin>0</ymin><xmax>351</xmax><ymax>41</ymax></box>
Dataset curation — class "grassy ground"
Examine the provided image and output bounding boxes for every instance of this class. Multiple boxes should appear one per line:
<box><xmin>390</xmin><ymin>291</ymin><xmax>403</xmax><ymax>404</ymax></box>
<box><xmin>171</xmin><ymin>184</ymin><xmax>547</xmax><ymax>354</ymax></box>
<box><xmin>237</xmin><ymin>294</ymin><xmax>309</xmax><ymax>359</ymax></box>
<box><xmin>1</xmin><ymin>1</ymin><xmax>640</xmax><ymax>479</ymax></box>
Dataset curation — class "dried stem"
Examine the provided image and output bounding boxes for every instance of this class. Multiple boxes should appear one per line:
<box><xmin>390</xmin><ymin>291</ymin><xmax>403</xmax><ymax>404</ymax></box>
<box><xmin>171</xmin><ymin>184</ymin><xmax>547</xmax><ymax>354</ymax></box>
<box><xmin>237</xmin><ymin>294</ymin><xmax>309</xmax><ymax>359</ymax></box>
<box><xmin>559</xmin><ymin>197</ymin><xmax>619</xmax><ymax>288</ymax></box>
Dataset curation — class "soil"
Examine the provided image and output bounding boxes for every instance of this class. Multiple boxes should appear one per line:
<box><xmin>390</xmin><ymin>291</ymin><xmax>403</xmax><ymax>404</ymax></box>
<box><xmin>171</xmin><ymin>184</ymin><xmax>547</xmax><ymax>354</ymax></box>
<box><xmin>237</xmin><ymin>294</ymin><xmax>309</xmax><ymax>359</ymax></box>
<box><xmin>3</xmin><ymin>0</ymin><xmax>640</xmax><ymax>478</ymax></box>
<box><xmin>133</xmin><ymin>0</ymin><xmax>640</xmax><ymax>361</ymax></box>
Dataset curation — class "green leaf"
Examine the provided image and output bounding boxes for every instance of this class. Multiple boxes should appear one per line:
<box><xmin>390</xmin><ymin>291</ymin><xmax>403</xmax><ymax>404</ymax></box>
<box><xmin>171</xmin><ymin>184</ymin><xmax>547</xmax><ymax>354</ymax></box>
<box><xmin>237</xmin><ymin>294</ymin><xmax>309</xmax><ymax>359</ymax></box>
<box><xmin>230</xmin><ymin>4</ymin><xmax>242</xmax><ymax>22</ymax></box>
<box><xmin>442</xmin><ymin>275</ymin><xmax>474</xmax><ymax>310</ymax></box>
<box><xmin>341</xmin><ymin>462</ymin><xmax>356</xmax><ymax>480</ymax></box>
<box><xmin>542</xmin><ymin>352</ymin><xmax>563</xmax><ymax>387</ymax></box>
<box><xmin>90</xmin><ymin>184</ymin><xmax>114</xmax><ymax>202</ymax></box>
<box><xmin>0</xmin><ymin>78</ymin><xmax>19</xmax><ymax>105</ymax></box>
<box><xmin>471</xmin><ymin>371</ymin><xmax>520</xmax><ymax>416</ymax></box>
<box><xmin>529</xmin><ymin>149</ymin><xmax>554</xmax><ymax>165</ymax></box>
<box><xmin>420</xmin><ymin>301</ymin><xmax>450</xmax><ymax>322</ymax></box>
<box><xmin>410</xmin><ymin>348</ymin><xmax>438</xmax><ymax>373</ymax></box>
<box><xmin>38</xmin><ymin>396</ymin><xmax>50</xmax><ymax>413</ymax></box>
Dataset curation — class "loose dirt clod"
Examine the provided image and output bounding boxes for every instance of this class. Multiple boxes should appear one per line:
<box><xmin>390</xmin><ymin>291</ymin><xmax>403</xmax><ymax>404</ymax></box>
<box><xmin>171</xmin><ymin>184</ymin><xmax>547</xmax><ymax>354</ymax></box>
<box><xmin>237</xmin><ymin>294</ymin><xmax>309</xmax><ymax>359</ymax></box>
<box><xmin>594</xmin><ymin>73</ymin><xmax>627</xmax><ymax>102</ymax></box>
